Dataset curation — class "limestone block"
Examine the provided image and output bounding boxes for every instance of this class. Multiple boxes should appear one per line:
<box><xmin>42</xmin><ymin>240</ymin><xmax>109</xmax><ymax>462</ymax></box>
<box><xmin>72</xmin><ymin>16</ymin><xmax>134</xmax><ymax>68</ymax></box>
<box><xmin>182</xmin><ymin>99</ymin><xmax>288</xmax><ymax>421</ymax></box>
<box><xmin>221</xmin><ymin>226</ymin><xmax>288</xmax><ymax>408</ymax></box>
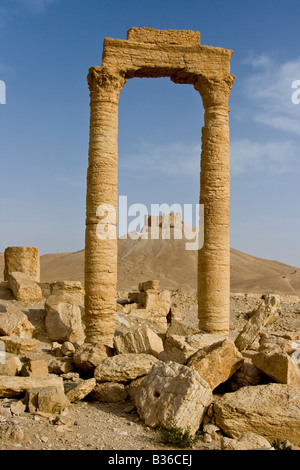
<box><xmin>21</xmin><ymin>359</ymin><xmax>49</xmax><ymax>378</ymax></box>
<box><xmin>127</xmin><ymin>27</ymin><xmax>201</xmax><ymax>46</ymax></box>
<box><xmin>0</xmin><ymin>376</ymin><xmax>64</xmax><ymax>398</ymax></box>
<box><xmin>45</xmin><ymin>294</ymin><xmax>85</xmax><ymax>343</ymax></box>
<box><xmin>252</xmin><ymin>349</ymin><xmax>300</xmax><ymax>385</ymax></box>
<box><xmin>61</xmin><ymin>341</ymin><xmax>76</xmax><ymax>357</ymax></box>
<box><xmin>10</xmin><ymin>400</ymin><xmax>26</xmax><ymax>416</ymax></box>
<box><xmin>235</xmin><ymin>295</ymin><xmax>280</xmax><ymax>351</ymax></box>
<box><xmin>214</xmin><ymin>383</ymin><xmax>300</xmax><ymax>446</ymax></box>
<box><xmin>65</xmin><ymin>378</ymin><xmax>96</xmax><ymax>403</ymax></box>
<box><xmin>113</xmin><ymin>326</ymin><xmax>163</xmax><ymax>358</ymax></box>
<box><xmin>187</xmin><ymin>339</ymin><xmax>244</xmax><ymax>390</ymax></box>
<box><xmin>72</xmin><ymin>342</ymin><xmax>114</xmax><ymax>374</ymax></box>
<box><xmin>4</xmin><ymin>246</ymin><xmax>40</xmax><ymax>282</ymax></box>
<box><xmin>143</xmin><ymin>289</ymin><xmax>171</xmax><ymax>316</ymax></box>
<box><xmin>7</xmin><ymin>272</ymin><xmax>43</xmax><ymax>301</ymax></box>
<box><xmin>135</xmin><ymin>361</ymin><xmax>212</xmax><ymax>435</ymax></box>
<box><xmin>221</xmin><ymin>433</ymin><xmax>272</xmax><ymax>450</ymax></box>
<box><xmin>94</xmin><ymin>353</ymin><xmax>158</xmax><ymax>383</ymax></box>
<box><xmin>0</xmin><ymin>353</ymin><xmax>22</xmax><ymax>376</ymax></box>
<box><xmin>125</xmin><ymin>376</ymin><xmax>144</xmax><ymax>404</ymax></box>
<box><xmin>0</xmin><ymin>335</ymin><xmax>38</xmax><ymax>354</ymax></box>
<box><xmin>128</xmin><ymin>287</ymin><xmax>171</xmax><ymax>316</ymax></box>
<box><xmin>91</xmin><ymin>382</ymin><xmax>127</xmax><ymax>403</ymax></box>
<box><xmin>138</xmin><ymin>280</ymin><xmax>160</xmax><ymax>291</ymax></box>
<box><xmin>159</xmin><ymin>332</ymin><xmax>226</xmax><ymax>365</ymax></box>
<box><xmin>26</xmin><ymin>385</ymin><xmax>69</xmax><ymax>415</ymax></box>
<box><xmin>50</xmin><ymin>281</ymin><xmax>85</xmax><ymax>306</ymax></box>
<box><xmin>0</xmin><ymin>305</ymin><xmax>36</xmax><ymax>339</ymax></box>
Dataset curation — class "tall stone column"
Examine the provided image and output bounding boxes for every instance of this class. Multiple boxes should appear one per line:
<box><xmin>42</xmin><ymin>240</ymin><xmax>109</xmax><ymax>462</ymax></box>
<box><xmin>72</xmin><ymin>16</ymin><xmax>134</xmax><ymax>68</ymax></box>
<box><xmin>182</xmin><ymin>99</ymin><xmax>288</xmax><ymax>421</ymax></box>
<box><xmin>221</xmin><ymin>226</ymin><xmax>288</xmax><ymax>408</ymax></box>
<box><xmin>195</xmin><ymin>75</ymin><xmax>234</xmax><ymax>334</ymax></box>
<box><xmin>85</xmin><ymin>66</ymin><xmax>126</xmax><ymax>346</ymax></box>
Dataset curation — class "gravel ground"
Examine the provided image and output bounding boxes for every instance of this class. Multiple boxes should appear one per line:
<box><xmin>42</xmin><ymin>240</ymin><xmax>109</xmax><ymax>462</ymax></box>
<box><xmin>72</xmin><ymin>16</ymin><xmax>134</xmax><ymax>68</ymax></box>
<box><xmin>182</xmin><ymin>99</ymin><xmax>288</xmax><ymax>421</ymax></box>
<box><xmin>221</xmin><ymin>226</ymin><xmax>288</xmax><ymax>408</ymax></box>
<box><xmin>0</xmin><ymin>288</ymin><xmax>299</xmax><ymax>453</ymax></box>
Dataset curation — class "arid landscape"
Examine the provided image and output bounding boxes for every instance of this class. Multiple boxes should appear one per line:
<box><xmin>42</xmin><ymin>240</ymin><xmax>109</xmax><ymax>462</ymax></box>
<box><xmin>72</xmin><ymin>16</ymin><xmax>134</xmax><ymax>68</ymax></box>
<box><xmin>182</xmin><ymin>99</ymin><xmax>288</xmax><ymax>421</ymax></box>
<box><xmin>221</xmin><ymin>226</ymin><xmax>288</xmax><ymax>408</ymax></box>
<box><xmin>1</xmin><ymin>235</ymin><xmax>298</xmax><ymax>295</ymax></box>
<box><xmin>0</xmin><ymin>233</ymin><xmax>300</xmax><ymax>451</ymax></box>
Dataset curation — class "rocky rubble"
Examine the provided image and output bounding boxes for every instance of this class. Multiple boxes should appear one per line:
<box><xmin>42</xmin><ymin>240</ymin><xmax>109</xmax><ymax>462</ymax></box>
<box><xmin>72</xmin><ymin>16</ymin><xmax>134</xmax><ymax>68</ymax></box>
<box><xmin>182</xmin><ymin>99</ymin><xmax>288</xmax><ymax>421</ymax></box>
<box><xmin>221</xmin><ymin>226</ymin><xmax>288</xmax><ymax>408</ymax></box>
<box><xmin>1</xmin><ymin>254</ymin><xmax>300</xmax><ymax>450</ymax></box>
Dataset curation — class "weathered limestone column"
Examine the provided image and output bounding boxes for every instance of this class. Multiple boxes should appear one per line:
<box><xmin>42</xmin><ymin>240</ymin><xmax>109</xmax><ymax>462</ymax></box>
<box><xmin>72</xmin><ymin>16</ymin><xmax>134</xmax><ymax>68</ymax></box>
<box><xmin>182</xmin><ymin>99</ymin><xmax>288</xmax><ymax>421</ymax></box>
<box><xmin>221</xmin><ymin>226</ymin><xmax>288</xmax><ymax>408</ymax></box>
<box><xmin>195</xmin><ymin>75</ymin><xmax>235</xmax><ymax>334</ymax></box>
<box><xmin>85</xmin><ymin>66</ymin><xmax>126</xmax><ymax>346</ymax></box>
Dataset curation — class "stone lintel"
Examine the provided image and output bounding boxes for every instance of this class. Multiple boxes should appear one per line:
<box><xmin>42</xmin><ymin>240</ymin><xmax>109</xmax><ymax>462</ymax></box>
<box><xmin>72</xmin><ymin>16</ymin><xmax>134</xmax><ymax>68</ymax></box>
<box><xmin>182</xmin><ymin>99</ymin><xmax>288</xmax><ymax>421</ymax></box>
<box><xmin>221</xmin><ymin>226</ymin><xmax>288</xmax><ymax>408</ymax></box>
<box><xmin>102</xmin><ymin>37</ymin><xmax>233</xmax><ymax>79</ymax></box>
<box><xmin>127</xmin><ymin>27</ymin><xmax>201</xmax><ymax>46</ymax></box>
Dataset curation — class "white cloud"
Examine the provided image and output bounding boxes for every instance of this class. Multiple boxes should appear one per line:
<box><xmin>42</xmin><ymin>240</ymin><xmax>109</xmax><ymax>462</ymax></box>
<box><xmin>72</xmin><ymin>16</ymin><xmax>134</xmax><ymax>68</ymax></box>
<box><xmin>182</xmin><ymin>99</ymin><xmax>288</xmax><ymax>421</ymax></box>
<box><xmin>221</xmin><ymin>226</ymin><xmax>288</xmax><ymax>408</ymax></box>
<box><xmin>243</xmin><ymin>52</ymin><xmax>275</xmax><ymax>69</ymax></box>
<box><xmin>230</xmin><ymin>138</ymin><xmax>299</xmax><ymax>175</ymax></box>
<box><xmin>244</xmin><ymin>54</ymin><xmax>300</xmax><ymax>136</ymax></box>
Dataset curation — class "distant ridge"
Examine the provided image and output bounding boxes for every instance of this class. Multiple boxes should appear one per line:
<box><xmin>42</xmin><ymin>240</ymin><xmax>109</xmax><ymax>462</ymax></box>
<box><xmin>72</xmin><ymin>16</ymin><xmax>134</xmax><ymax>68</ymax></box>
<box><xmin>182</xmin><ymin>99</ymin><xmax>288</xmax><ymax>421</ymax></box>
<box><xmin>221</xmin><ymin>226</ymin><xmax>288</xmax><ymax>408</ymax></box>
<box><xmin>1</xmin><ymin>235</ymin><xmax>299</xmax><ymax>295</ymax></box>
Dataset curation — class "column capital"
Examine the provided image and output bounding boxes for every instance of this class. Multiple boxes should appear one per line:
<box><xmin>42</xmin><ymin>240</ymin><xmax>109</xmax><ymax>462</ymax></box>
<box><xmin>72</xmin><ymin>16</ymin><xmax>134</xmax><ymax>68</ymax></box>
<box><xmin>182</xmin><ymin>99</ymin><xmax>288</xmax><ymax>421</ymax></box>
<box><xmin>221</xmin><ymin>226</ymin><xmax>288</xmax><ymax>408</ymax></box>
<box><xmin>87</xmin><ymin>66</ymin><xmax>126</xmax><ymax>101</ymax></box>
<box><xmin>194</xmin><ymin>74</ymin><xmax>235</xmax><ymax>110</ymax></box>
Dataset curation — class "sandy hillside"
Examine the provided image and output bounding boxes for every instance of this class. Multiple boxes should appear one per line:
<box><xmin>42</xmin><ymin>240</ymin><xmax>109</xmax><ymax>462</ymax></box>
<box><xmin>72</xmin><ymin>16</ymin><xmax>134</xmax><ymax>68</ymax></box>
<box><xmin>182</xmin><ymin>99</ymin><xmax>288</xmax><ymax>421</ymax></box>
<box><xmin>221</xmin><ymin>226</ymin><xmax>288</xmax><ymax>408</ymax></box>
<box><xmin>1</xmin><ymin>233</ymin><xmax>300</xmax><ymax>295</ymax></box>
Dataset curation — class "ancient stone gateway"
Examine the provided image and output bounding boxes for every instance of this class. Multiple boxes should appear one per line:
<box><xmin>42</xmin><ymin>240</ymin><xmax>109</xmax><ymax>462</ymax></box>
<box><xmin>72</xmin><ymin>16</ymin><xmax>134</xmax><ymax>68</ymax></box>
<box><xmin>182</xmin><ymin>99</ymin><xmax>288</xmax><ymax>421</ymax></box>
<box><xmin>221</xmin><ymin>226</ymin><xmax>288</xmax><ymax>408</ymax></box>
<box><xmin>84</xmin><ymin>27</ymin><xmax>235</xmax><ymax>346</ymax></box>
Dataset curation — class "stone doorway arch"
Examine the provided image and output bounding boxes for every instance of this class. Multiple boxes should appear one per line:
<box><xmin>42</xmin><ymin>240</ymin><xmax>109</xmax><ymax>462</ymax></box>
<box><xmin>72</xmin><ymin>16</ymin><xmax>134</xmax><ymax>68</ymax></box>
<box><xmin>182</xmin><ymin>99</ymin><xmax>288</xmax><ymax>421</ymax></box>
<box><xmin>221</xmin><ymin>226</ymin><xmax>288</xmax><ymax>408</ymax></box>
<box><xmin>84</xmin><ymin>27</ymin><xmax>235</xmax><ymax>346</ymax></box>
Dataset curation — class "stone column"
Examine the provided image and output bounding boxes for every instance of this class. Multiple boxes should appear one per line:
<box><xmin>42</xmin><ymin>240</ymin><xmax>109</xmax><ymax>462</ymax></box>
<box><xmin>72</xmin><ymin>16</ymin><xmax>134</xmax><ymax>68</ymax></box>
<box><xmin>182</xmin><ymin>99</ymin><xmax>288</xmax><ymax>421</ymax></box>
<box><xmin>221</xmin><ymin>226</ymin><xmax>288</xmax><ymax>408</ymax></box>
<box><xmin>195</xmin><ymin>75</ymin><xmax>234</xmax><ymax>334</ymax></box>
<box><xmin>85</xmin><ymin>66</ymin><xmax>126</xmax><ymax>346</ymax></box>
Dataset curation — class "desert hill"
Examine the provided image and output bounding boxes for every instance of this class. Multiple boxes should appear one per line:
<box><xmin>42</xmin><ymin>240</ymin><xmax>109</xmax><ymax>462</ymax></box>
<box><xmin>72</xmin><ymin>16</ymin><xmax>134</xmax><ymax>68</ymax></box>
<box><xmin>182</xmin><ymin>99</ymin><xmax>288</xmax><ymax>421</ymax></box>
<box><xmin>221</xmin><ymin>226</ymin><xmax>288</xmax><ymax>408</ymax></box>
<box><xmin>1</xmin><ymin>233</ymin><xmax>300</xmax><ymax>295</ymax></box>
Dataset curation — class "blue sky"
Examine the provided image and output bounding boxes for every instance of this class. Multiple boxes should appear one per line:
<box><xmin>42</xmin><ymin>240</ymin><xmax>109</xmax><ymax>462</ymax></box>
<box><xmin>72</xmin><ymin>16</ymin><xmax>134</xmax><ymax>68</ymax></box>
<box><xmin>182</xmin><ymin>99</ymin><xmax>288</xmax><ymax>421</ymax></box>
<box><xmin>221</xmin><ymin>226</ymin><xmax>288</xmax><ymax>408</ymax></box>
<box><xmin>0</xmin><ymin>0</ymin><xmax>300</xmax><ymax>268</ymax></box>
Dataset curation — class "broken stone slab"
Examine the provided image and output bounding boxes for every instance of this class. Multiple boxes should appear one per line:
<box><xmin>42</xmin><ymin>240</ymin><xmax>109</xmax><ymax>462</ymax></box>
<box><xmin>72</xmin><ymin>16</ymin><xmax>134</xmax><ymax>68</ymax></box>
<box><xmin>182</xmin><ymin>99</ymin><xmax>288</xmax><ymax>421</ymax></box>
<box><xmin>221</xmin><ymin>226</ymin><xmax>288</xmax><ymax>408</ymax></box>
<box><xmin>214</xmin><ymin>383</ymin><xmax>300</xmax><ymax>446</ymax></box>
<box><xmin>230</xmin><ymin>360</ymin><xmax>265</xmax><ymax>391</ymax></box>
<box><xmin>25</xmin><ymin>385</ymin><xmax>70</xmax><ymax>415</ymax></box>
<box><xmin>72</xmin><ymin>343</ymin><xmax>114</xmax><ymax>374</ymax></box>
<box><xmin>4</xmin><ymin>246</ymin><xmax>40</xmax><ymax>282</ymax></box>
<box><xmin>64</xmin><ymin>378</ymin><xmax>96</xmax><ymax>403</ymax></box>
<box><xmin>0</xmin><ymin>375</ymin><xmax>64</xmax><ymax>398</ymax></box>
<box><xmin>113</xmin><ymin>325</ymin><xmax>164</xmax><ymax>358</ymax></box>
<box><xmin>165</xmin><ymin>319</ymin><xmax>199</xmax><ymax>337</ymax></box>
<box><xmin>252</xmin><ymin>349</ymin><xmax>300</xmax><ymax>385</ymax></box>
<box><xmin>48</xmin><ymin>357</ymin><xmax>75</xmax><ymax>375</ymax></box>
<box><xmin>45</xmin><ymin>294</ymin><xmax>85</xmax><ymax>343</ymax></box>
<box><xmin>159</xmin><ymin>332</ymin><xmax>227</xmax><ymax>365</ymax></box>
<box><xmin>234</xmin><ymin>295</ymin><xmax>280</xmax><ymax>352</ymax></box>
<box><xmin>0</xmin><ymin>335</ymin><xmax>39</xmax><ymax>354</ymax></box>
<box><xmin>7</xmin><ymin>272</ymin><xmax>43</xmax><ymax>301</ymax></box>
<box><xmin>115</xmin><ymin>310</ymin><xmax>168</xmax><ymax>337</ymax></box>
<box><xmin>94</xmin><ymin>353</ymin><xmax>158</xmax><ymax>383</ymax></box>
<box><xmin>187</xmin><ymin>339</ymin><xmax>244</xmax><ymax>390</ymax></box>
<box><xmin>0</xmin><ymin>305</ymin><xmax>36</xmax><ymax>339</ymax></box>
<box><xmin>20</xmin><ymin>359</ymin><xmax>49</xmax><ymax>378</ymax></box>
<box><xmin>10</xmin><ymin>399</ymin><xmax>27</xmax><ymax>416</ymax></box>
<box><xmin>90</xmin><ymin>382</ymin><xmax>127</xmax><ymax>403</ymax></box>
<box><xmin>221</xmin><ymin>433</ymin><xmax>273</xmax><ymax>450</ymax></box>
<box><xmin>258</xmin><ymin>334</ymin><xmax>298</xmax><ymax>354</ymax></box>
<box><xmin>135</xmin><ymin>361</ymin><xmax>212</xmax><ymax>436</ymax></box>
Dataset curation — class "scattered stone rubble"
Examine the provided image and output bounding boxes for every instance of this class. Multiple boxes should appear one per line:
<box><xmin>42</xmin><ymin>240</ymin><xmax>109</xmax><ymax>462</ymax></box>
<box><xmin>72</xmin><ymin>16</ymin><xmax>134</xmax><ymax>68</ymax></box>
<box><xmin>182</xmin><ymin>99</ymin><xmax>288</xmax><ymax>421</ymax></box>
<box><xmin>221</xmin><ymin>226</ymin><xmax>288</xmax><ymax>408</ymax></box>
<box><xmin>1</xmin><ymin>246</ymin><xmax>300</xmax><ymax>450</ymax></box>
